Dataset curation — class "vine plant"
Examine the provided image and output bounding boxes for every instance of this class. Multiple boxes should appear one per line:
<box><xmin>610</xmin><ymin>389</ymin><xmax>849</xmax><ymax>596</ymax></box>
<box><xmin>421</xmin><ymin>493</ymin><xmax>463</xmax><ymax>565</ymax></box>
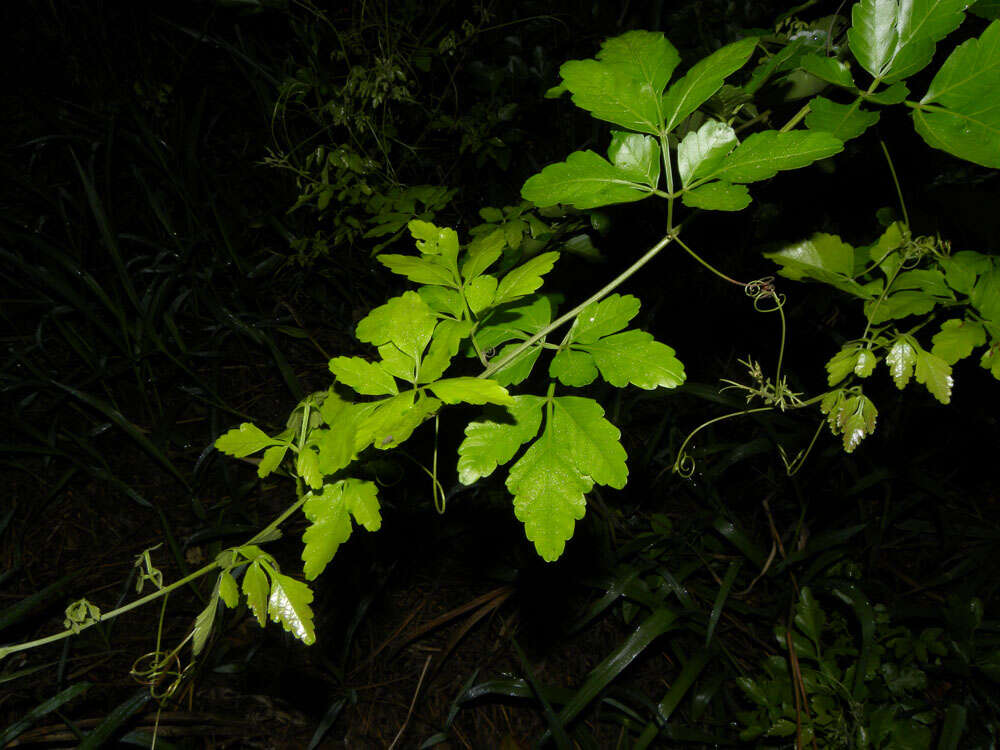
<box><xmin>3</xmin><ymin>2</ymin><xmax>999</xmax><ymax>699</ymax></box>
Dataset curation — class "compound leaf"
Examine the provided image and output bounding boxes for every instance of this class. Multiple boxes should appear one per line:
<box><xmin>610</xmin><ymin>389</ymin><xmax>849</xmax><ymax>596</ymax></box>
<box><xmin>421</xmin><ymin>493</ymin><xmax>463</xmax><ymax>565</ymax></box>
<box><xmin>457</xmin><ymin>395</ymin><xmax>545</xmax><ymax>484</ymax></box>
<box><xmin>931</xmin><ymin>318</ymin><xmax>987</xmax><ymax>364</ymax></box>
<box><xmin>800</xmin><ymin>54</ymin><xmax>857</xmax><ymax>87</ymax></box>
<box><xmin>521</xmin><ymin>150</ymin><xmax>657</xmax><ymax>209</ymax></box>
<box><xmin>827</xmin><ymin>344</ymin><xmax>877</xmax><ymax>386</ymax></box>
<box><xmin>972</xmin><ymin>267</ymin><xmax>1000</xmax><ymax>322</ymax></box>
<box><xmin>714</xmin><ymin>130</ymin><xmax>844</xmax><ymax>183</ymax></box>
<box><xmin>328</xmin><ymin>356</ymin><xmax>398</xmax><ymax>396</ymax></box>
<box><xmin>764</xmin><ymin>233</ymin><xmax>872</xmax><ymax>297</ymax></box>
<box><xmin>408</xmin><ymin>219</ymin><xmax>460</xmax><ymax>264</ymax></box>
<box><xmin>266</xmin><ymin>568</ymin><xmax>316</xmax><ymax>646</ymax></box>
<box><xmin>218</xmin><ymin>571</ymin><xmax>240</xmax><ymax>609</ymax></box>
<box><xmin>552</xmin><ymin>396</ymin><xmax>628</xmax><ymax>489</ymax></box>
<box><xmin>258</xmin><ymin>444</ymin><xmax>289</xmax><ymax>478</ymax></box>
<box><xmin>302</xmin><ymin>479</ymin><xmax>381</xmax><ymax>580</ymax></box>
<box><xmin>915</xmin><ymin>348</ymin><xmax>953</xmax><ymax>403</ymax></box>
<box><xmin>419</xmin><ymin>319</ymin><xmax>473</xmax><ymax>383</ymax></box>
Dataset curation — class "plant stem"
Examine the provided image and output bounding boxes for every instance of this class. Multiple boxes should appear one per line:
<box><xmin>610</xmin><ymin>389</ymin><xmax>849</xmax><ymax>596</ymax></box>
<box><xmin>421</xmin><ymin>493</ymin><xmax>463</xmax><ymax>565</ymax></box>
<box><xmin>479</xmin><ymin>231</ymin><xmax>678</xmax><ymax>380</ymax></box>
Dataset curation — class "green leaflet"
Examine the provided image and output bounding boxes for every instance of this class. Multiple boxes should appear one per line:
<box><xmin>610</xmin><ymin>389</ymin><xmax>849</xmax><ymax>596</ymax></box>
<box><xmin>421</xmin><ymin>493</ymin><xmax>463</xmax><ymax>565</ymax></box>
<box><xmin>941</xmin><ymin>251</ymin><xmax>992</xmax><ymax>295</ymax></box>
<box><xmin>257</xmin><ymin>445</ymin><xmax>289</xmax><ymax>478</ymax></box>
<box><xmin>558</xmin><ymin>30</ymin><xmax>681</xmax><ymax>134</ymax></box>
<box><xmin>328</xmin><ymin>356</ymin><xmax>398</xmax><ymax>396</ymax></box>
<box><xmin>494</xmin><ymin>252</ymin><xmax>560</xmax><ymax>305</ymax></box>
<box><xmin>661</xmin><ymin>36</ymin><xmax>758</xmax><ymax>134</ymax></box>
<box><xmin>296</xmin><ymin>448</ymin><xmax>323</xmax><ymax>490</ymax></box>
<box><xmin>805</xmin><ymin>96</ymin><xmax>880</xmax><ymax>141</ymax></box>
<box><xmin>549</xmin><ymin>295</ymin><xmax>685</xmax><ymax>390</ymax></box>
<box><xmin>550</xmin><ymin>348</ymin><xmax>599</xmax><ymax>386</ymax></box>
<box><xmin>218</xmin><ymin>571</ymin><xmax>240</xmax><ymax>608</ymax></box>
<box><xmin>583</xmin><ymin>331</ymin><xmax>686</xmax><ymax>390</ymax></box>
<box><xmin>418</xmin><ymin>285</ymin><xmax>465</xmax><ymax>318</ymax></box>
<box><xmin>356</xmin><ymin>291</ymin><xmax>437</xmax><ymax>360</ymax></box>
<box><xmin>712</xmin><ymin>131</ymin><xmax>844</xmax><ymax>183</ymax></box>
<box><xmin>242</xmin><ymin>560</ymin><xmax>269</xmax><ymax>627</ymax></box>
<box><xmin>971</xmin><ymin>268</ymin><xmax>1000</xmax><ymax>322</ymax></box>
<box><xmin>376</xmin><ymin>254</ymin><xmax>457</xmax><ymax>287</ymax></box>
<box><xmin>677</xmin><ymin>120</ymin><xmax>738</xmax><ymax>186</ymax></box>
<box><xmin>464</xmin><ymin>275</ymin><xmax>497</xmax><ymax>315</ymax></box>
<box><xmin>520</xmin><ymin>149</ymin><xmax>658</xmax><ymax>209</ymax></box>
<box><xmin>419</xmin><ymin>319</ymin><xmax>472</xmax><ymax>383</ymax></box>
<box><xmin>886</xmin><ymin>336</ymin><xmax>918</xmax><ymax>388</ymax></box>
<box><xmin>680</xmin><ymin>182</ymin><xmax>751</xmax><ymax>211</ymax></box>
<box><xmin>506</xmin><ymin>396</ymin><xmax>627</xmax><ymax>561</ymax></box>
<box><xmin>865</xmin><ymin>290</ymin><xmax>939</xmax><ymax>323</ymax></box>
<box><xmin>931</xmin><ymin>319</ymin><xmax>987</xmax><ymax>364</ymax></box>
<box><xmin>427</xmin><ymin>377</ymin><xmax>514</xmax><ymax>405</ymax></box>
<box><xmin>571</xmin><ymin>293</ymin><xmax>641</xmax><ymax>343</ymax></box>
<box><xmin>915</xmin><ymin>347</ymin><xmax>953</xmax><ymax>403</ymax></box>
<box><xmin>913</xmin><ymin>20</ymin><xmax>1000</xmax><ymax>168</ymax></box>
<box><xmin>408</xmin><ymin>219</ymin><xmax>460</xmax><ymax>264</ymax></box>
<box><xmin>848</xmin><ymin>0</ymin><xmax>967</xmax><ymax>82</ymax></box>
<box><xmin>192</xmin><ymin>589</ymin><xmax>219</xmax><ymax>656</ymax></box>
<box><xmin>354</xmin><ymin>392</ymin><xmax>441</xmax><ymax>451</ymax></box>
<box><xmin>608</xmin><ymin>131</ymin><xmax>662</xmax><ymax>186</ymax></box>
<box><xmin>301</xmin><ymin>479</ymin><xmax>381</xmax><ymax>580</ymax></box>
<box><xmin>456</xmin><ymin>395</ymin><xmax>545</xmax><ymax>484</ymax></box>
<box><xmin>800</xmin><ymin>54</ymin><xmax>857</xmax><ymax>88</ymax></box>
<box><xmin>826</xmin><ymin>344</ymin><xmax>878</xmax><ymax>386</ymax></box>
<box><xmin>265</xmin><ymin>565</ymin><xmax>316</xmax><ymax>645</ymax></box>
<box><xmin>821</xmin><ymin>390</ymin><xmax>878</xmax><ymax>452</ymax></box>
<box><xmin>764</xmin><ymin>233</ymin><xmax>874</xmax><ymax>298</ymax></box>
<box><xmin>215</xmin><ymin>422</ymin><xmax>281</xmax><ymax>458</ymax></box>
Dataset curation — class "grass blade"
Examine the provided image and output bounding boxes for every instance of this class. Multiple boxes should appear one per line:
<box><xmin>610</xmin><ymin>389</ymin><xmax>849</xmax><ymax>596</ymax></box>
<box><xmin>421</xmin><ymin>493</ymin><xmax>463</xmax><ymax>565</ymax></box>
<box><xmin>0</xmin><ymin>682</ymin><xmax>90</xmax><ymax>746</ymax></box>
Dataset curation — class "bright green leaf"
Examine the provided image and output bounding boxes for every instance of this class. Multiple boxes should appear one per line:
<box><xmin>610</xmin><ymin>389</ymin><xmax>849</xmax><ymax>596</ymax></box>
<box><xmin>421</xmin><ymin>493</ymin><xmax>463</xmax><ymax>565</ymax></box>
<box><xmin>494</xmin><ymin>252</ymin><xmax>560</xmax><ymax>305</ymax></box>
<box><xmin>550</xmin><ymin>348</ymin><xmax>599</xmax><ymax>386</ymax></box>
<box><xmin>417</xmin><ymin>285</ymin><xmax>465</xmax><ymax>318</ymax></box>
<box><xmin>242</xmin><ymin>561</ymin><xmax>269</xmax><ymax>627</ymax></box>
<box><xmin>377</xmin><ymin>344</ymin><xmax>415</xmax><ymax>381</ymax></box>
<box><xmin>192</xmin><ymin>594</ymin><xmax>218</xmax><ymax>656</ymax></box>
<box><xmin>582</xmin><ymin>330</ymin><xmax>686</xmax><ymax>389</ymax></box>
<box><xmin>266</xmin><ymin>567</ymin><xmax>316</xmax><ymax>645</ymax></box>
<box><xmin>865</xmin><ymin>290</ymin><xmax>938</xmax><ymax>323</ymax></box>
<box><xmin>800</xmin><ymin>54</ymin><xmax>856</xmax><ymax>87</ymax></box>
<box><xmin>462</xmin><ymin>236</ymin><xmax>503</xmax><ymax>281</ymax></box>
<box><xmin>805</xmin><ymin>96</ymin><xmax>880</xmax><ymax>141</ymax></box>
<box><xmin>507</xmin><ymin>427</ymin><xmax>592</xmax><ymax>562</ymax></box>
<box><xmin>915</xmin><ymin>348</ymin><xmax>953</xmax><ymax>403</ymax></box>
<box><xmin>981</xmin><ymin>344</ymin><xmax>1000</xmax><ymax>379</ymax></box>
<box><xmin>941</xmin><ymin>251</ymin><xmax>991</xmax><ymax>294</ymax></box>
<box><xmin>457</xmin><ymin>395</ymin><xmax>545</xmax><ymax>484</ymax></box>
<box><xmin>465</xmin><ymin>275</ymin><xmax>497</xmax><ymax>315</ymax></box>
<box><xmin>931</xmin><ymin>319</ymin><xmax>987</xmax><ymax>364</ymax></box>
<box><xmin>521</xmin><ymin>150</ymin><xmax>657</xmax><ymax>209</ymax></box>
<box><xmin>714</xmin><ymin>130</ymin><xmax>844</xmax><ymax>183</ymax></box>
<box><xmin>488</xmin><ymin>343</ymin><xmax>544</xmax><ymax>386</ymax></box>
<box><xmin>302</xmin><ymin>479</ymin><xmax>381</xmax><ymax>580</ymax></box>
<box><xmin>354</xmin><ymin>393</ymin><xmax>441</xmax><ymax>451</ymax></box>
<box><xmin>677</xmin><ymin>120</ymin><xmax>738</xmax><ymax>186</ymax></box>
<box><xmin>215</xmin><ymin>423</ymin><xmax>278</xmax><ymax>458</ymax></box>
<box><xmin>219</xmin><ymin>571</ymin><xmax>240</xmax><ymax>609</ymax></box>
<box><xmin>607</xmin><ymin>131</ymin><xmax>661</xmax><ymax>186</ymax></box>
<box><xmin>681</xmin><ymin>182</ymin><xmax>752</xmax><ymax>211</ymax></box>
<box><xmin>313</xmin><ymin>424</ymin><xmax>355</xmax><ymax>475</ymax></box>
<box><xmin>419</xmin><ymin>319</ymin><xmax>473</xmax><ymax>383</ymax></box>
<box><xmin>552</xmin><ymin>396</ymin><xmax>628</xmax><ymax>489</ymax></box>
<box><xmin>912</xmin><ymin>21</ymin><xmax>1000</xmax><ymax>168</ymax></box>
<box><xmin>559</xmin><ymin>30</ymin><xmax>681</xmax><ymax>134</ymax></box>
<box><xmin>258</xmin><ymin>444</ymin><xmax>289</xmax><ymax>478</ymax></box>
<box><xmin>764</xmin><ymin>233</ymin><xmax>873</xmax><ymax>298</ymax></box>
<box><xmin>328</xmin><ymin>356</ymin><xmax>398</xmax><ymax>396</ymax></box>
<box><xmin>376</xmin><ymin>254</ymin><xmax>456</xmax><ymax>287</ymax></box>
<box><xmin>571</xmin><ymin>294</ymin><xmax>641</xmax><ymax>344</ymax></box>
<box><xmin>408</xmin><ymin>219</ymin><xmax>460</xmax><ymax>264</ymax></box>
<box><xmin>356</xmin><ymin>291</ymin><xmax>437</xmax><ymax>360</ymax></box>
<box><xmin>296</xmin><ymin>448</ymin><xmax>323</xmax><ymax>490</ymax></box>
<box><xmin>427</xmin><ymin>377</ymin><xmax>514</xmax><ymax>405</ymax></box>
<box><xmin>827</xmin><ymin>344</ymin><xmax>866</xmax><ymax>385</ymax></box>
<box><xmin>661</xmin><ymin>36</ymin><xmax>758</xmax><ymax>134</ymax></box>
<box><xmin>972</xmin><ymin>268</ymin><xmax>1000</xmax><ymax>322</ymax></box>
<box><xmin>886</xmin><ymin>336</ymin><xmax>918</xmax><ymax>388</ymax></box>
